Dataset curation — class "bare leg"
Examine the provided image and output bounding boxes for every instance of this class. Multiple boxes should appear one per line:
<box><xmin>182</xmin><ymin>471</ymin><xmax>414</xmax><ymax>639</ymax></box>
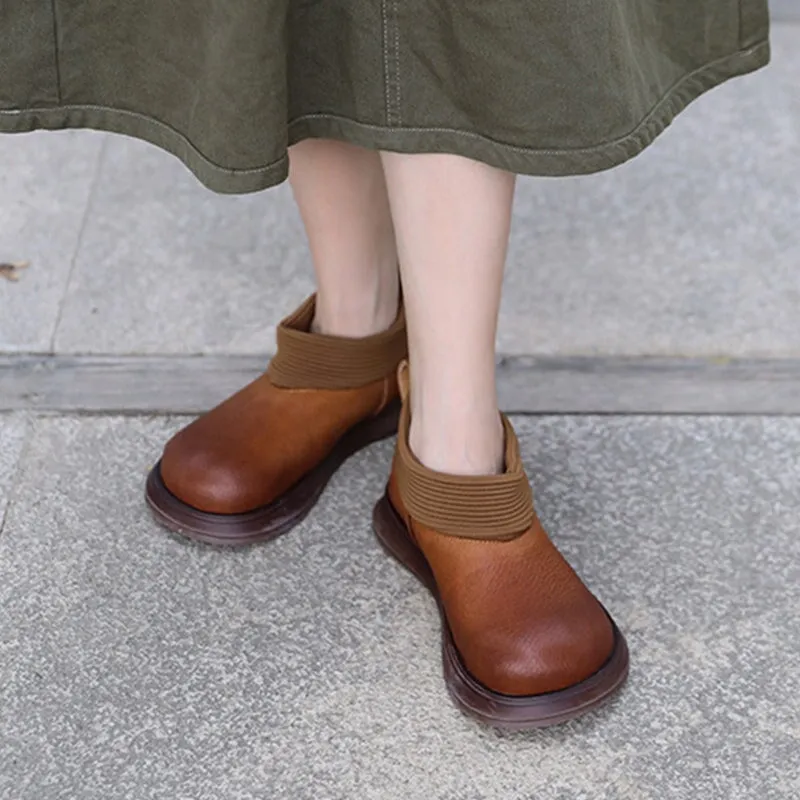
<box><xmin>379</xmin><ymin>151</ymin><xmax>516</xmax><ymax>476</ymax></box>
<box><xmin>288</xmin><ymin>138</ymin><xmax>400</xmax><ymax>337</ymax></box>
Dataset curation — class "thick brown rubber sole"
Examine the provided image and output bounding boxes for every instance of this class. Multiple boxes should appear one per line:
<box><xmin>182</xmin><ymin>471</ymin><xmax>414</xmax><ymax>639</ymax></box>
<box><xmin>145</xmin><ymin>399</ymin><xmax>401</xmax><ymax>547</ymax></box>
<box><xmin>372</xmin><ymin>492</ymin><xmax>630</xmax><ymax>730</ymax></box>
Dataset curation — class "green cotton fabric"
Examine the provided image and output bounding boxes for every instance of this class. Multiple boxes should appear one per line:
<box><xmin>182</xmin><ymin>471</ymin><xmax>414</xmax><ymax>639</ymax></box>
<box><xmin>0</xmin><ymin>0</ymin><xmax>770</xmax><ymax>194</ymax></box>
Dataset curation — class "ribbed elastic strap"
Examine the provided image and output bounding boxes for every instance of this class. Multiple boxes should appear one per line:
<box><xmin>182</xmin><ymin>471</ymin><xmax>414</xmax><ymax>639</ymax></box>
<box><xmin>267</xmin><ymin>294</ymin><xmax>408</xmax><ymax>390</ymax></box>
<box><xmin>394</xmin><ymin>367</ymin><xmax>534</xmax><ymax>541</ymax></box>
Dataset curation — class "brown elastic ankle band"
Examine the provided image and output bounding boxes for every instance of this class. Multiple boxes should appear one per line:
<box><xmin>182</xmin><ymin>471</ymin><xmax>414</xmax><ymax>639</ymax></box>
<box><xmin>394</xmin><ymin>370</ymin><xmax>534</xmax><ymax>541</ymax></box>
<box><xmin>267</xmin><ymin>294</ymin><xmax>407</xmax><ymax>390</ymax></box>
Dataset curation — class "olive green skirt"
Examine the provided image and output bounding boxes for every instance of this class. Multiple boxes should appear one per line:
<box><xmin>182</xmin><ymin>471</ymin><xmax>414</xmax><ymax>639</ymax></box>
<box><xmin>0</xmin><ymin>1</ymin><xmax>770</xmax><ymax>194</ymax></box>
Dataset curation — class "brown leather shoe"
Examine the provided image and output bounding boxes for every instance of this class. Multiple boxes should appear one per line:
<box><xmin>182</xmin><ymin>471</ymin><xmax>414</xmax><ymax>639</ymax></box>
<box><xmin>373</xmin><ymin>362</ymin><xmax>629</xmax><ymax>729</ymax></box>
<box><xmin>146</xmin><ymin>294</ymin><xmax>407</xmax><ymax>546</ymax></box>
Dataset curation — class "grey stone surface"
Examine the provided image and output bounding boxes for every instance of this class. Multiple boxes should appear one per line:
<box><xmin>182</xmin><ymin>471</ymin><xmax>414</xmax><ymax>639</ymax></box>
<box><xmin>1</xmin><ymin>414</ymin><xmax>799</xmax><ymax>799</ymax></box>
<box><xmin>0</xmin><ymin>413</ymin><xmax>29</xmax><ymax>529</ymax></box>
<box><xmin>772</xmin><ymin>0</ymin><xmax>800</xmax><ymax>21</ymax></box>
<box><xmin>53</xmin><ymin>136</ymin><xmax>314</xmax><ymax>355</ymax></box>
<box><xmin>46</xmin><ymin>26</ymin><xmax>799</xmax><ymax>359</ymax></box>
<box><xmin>500</xmin><ymin>24</ymin><xmax>800</xmax><ymax>357</ymax></box>
<box><xmin>0</xmin><ymin>131</ymin><xmax>107</xmax><ymax>353</ymax></box>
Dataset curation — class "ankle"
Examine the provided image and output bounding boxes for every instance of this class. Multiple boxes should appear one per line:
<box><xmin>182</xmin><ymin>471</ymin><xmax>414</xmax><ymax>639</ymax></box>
<box><xmin>312</xmin><ymin>302</ymin><xmax>396</xmax><ymax>338</ymax></box>
<box><xmin>312</xmin><ymin>274</ymin><xmax>399</xmax><ymax>338</ymax></box>
<box><xmin>408</xmin><ymin>407</ymin><xmax>504</xmax><ymax>476</ymax></box>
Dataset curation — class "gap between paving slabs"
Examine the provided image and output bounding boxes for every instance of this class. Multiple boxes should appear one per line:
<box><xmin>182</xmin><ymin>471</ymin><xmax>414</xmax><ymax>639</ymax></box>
<box><xmin>3</xmin><ymin>354</ymin><xmax>800</xmax><ymax>415</ymax></box>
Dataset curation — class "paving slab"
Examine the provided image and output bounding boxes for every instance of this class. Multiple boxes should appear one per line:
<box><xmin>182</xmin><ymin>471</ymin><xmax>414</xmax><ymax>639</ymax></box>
<box><xmin>47</xmin><ymin>25</ymin><xmax>799</xmax><ymax>359</ymax></box>
<box><xmin>53</xmin><ymin>135</ymin><xmax>314</xmax><ymax>355</ymax></box>
<box><xmin>501</xmin><ymin>24</ymin><xmax>800</xmax><ymax>356</ymax></box>
<box><xmin>0</xmin><ymin>131</ymin><xmax>107</xmax><ymax>353</ymax></box>
<box><xmin>0</xmin><ymin>413</ymin><xmax>30</xmax><ymax>529</ymax></box>
<box><xmin>1</xmin><ymin>414</ymin><xmax>798</xmax><ymax>799</ymax></box>
<box><xmin>772</xmin><ymin>0</ymin><xmax>800</xmax><ymax>21</ymax></box>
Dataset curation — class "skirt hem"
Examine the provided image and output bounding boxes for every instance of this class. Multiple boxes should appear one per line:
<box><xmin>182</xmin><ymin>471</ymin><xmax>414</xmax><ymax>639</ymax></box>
<box><xmin>0</xmin><ymin>39</ymin><xmax>770</xmax><ymax>194</ymax></box>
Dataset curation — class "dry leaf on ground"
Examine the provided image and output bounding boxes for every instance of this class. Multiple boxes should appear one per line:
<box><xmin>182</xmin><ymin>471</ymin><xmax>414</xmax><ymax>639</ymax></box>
<box><xmin>0</xmin><ymin>261</ymin><xmax>30</xmax><ymax>281</ymax></box>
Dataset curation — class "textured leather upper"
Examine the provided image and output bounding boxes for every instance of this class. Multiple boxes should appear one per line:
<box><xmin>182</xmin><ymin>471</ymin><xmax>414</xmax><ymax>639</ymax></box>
<box><xmin>159</xmin><ymin>295</ymin><xmax>406</xmax><ymax>514</ymax></box>
<box><xmin>387</xmin><ymin>360</ymin><xmax>615</xmax><ymax>696</ymax></box>
<box><xmin>161</xmin><ymin>373</ymin><xmax>395</xmax><ymax>514</ymax></box>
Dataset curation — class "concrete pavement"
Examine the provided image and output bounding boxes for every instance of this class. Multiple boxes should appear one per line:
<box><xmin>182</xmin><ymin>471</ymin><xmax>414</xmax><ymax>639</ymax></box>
<box><xmin>1</xmin><ymin>413</ymin><xmax>799</xmax><ymax>800</ymax></box>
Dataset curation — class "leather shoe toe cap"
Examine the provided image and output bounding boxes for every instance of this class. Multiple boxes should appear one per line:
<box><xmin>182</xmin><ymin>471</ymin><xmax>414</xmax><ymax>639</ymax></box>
<box><xmin>159</xmin><ymin>428</ymin><xmax>257</xmax><ymax>515</ymax></box>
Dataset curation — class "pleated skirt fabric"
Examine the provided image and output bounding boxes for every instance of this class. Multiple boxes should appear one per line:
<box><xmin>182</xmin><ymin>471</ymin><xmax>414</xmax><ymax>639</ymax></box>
<box><xmin>0</xmin><ymin>0</ymin><xmax>770</xmax><ymax>194</ymax></box>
